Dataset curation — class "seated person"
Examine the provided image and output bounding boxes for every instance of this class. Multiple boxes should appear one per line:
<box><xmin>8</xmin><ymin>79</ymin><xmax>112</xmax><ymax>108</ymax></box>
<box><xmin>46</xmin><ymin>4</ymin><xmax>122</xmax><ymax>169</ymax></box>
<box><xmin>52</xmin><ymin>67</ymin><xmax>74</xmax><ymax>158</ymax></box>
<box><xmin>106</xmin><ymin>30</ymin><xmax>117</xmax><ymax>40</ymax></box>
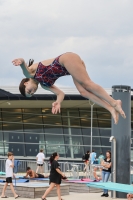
<box><xmin>127</xmin><ymin>194</ymin><xmax>133</xmax><ymax>200</ymax></box>
<box><xmin>24</xmin><ymin>167</ymin><xmax>49</xmax><ymax>178</ymax></box>
<box><xmin>93</xmin><ymin>166</ymin><xmax>102</xmax><ymax>181</ymax></box>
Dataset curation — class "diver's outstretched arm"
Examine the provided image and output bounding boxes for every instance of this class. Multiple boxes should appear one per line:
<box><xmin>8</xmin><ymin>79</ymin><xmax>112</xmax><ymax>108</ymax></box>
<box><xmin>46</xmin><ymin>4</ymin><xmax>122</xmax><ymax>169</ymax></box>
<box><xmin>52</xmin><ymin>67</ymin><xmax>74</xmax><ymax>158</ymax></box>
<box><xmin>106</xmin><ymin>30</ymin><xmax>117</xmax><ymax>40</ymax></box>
<box><xmin>41</xmin><ymin>84</ymin><xmax>65</xmax><ymax>114</ymax></box>
<box><xmin>12</xmin><ymin>58</ymin><xmax>32</xmax><ymax>78</ymax></box>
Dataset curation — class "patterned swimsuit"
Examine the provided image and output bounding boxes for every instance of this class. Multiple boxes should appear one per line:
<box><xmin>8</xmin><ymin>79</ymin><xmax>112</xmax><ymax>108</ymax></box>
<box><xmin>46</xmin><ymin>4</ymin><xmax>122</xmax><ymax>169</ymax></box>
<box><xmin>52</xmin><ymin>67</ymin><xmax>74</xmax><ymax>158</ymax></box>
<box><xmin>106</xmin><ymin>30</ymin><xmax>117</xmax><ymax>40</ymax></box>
<box><xmin>34</xmin><ymin>55</ymin><xmax>70</xmax><ymax>87</ymax></box>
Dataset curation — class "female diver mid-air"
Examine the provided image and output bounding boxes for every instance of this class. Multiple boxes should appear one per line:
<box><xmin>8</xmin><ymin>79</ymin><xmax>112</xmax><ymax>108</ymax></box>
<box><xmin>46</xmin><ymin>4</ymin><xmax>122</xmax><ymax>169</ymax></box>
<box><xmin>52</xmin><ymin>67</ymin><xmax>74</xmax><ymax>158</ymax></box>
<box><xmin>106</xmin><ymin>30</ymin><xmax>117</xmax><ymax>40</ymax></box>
<box><xmin>12</xmin><ymin>52</ymin><xmax>126</xmax><ymax>124</ymax></box>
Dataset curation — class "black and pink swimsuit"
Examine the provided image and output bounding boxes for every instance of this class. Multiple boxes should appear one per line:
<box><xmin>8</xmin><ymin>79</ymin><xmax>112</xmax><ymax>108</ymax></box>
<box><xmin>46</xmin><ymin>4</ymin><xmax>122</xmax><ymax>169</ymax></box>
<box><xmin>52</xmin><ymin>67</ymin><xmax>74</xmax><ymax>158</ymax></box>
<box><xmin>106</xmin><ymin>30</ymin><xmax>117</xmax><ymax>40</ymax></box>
<box><xmin>34</xmin><ymin>55</ymin><xmax>70</xmax><ymax>87</ymax></box>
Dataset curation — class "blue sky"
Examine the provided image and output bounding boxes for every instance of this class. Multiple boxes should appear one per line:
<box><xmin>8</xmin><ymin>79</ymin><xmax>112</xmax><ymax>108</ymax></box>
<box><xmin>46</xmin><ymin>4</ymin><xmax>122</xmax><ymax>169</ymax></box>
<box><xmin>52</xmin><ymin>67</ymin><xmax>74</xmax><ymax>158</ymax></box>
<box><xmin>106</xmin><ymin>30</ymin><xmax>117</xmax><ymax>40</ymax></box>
<box><xmin>0</xmin><ymin>0</ymin><xmax>133</xmax><ymax>88</ymax></box>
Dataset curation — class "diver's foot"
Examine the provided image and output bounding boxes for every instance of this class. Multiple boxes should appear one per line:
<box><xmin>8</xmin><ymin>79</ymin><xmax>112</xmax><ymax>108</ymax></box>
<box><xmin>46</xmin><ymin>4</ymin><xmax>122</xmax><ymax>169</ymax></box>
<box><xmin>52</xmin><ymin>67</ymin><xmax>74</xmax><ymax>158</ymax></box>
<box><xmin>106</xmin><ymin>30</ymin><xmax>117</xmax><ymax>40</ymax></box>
<box><xmin>110</xmin><ymin>107</ymin><xmax>119</xmax><ymax>124</ymax></box>
<box><xmin>113</xmin><ymin>100</ymin><xmax>126</xmax><ymax>119</ymax></box>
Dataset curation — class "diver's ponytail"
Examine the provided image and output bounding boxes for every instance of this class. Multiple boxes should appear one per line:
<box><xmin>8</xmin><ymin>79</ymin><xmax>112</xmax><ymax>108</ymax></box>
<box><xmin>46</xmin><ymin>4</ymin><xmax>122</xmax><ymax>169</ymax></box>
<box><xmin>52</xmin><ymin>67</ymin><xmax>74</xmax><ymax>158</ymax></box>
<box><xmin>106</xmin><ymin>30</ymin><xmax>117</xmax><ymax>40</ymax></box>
<box><xmin>28</xmin><ymin>59</ymin><xmax>34</xmax><ymax>67</ymax></box>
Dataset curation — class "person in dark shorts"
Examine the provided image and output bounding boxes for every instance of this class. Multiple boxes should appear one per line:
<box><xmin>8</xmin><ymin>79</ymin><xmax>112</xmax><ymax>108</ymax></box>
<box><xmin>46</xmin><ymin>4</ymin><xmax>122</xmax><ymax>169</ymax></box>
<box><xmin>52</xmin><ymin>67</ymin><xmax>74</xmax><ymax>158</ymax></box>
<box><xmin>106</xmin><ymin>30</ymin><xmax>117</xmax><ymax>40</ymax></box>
<box><xmin>1</xmin><ymin>152</ymin><xmax>20</xmax><ymax>199</ymax></box>
<box><xmin>41</xmin><ymin>152</ymin><xmax>66</xmax><ymax>200</ymax></box>
<box><xmin>36</xmin><ymin>149</ymin><xmax>45</xmax><ymax>173</ymax></box>
<box><xmin>24</xmin><ymin>167</ymin><xmax>49</xmax><ymax>178</ymax></box>
<box><xmin>101</xmin><ymin>150</ymin><xmax>112</xmax><ymax>197</ymax></box>
<box><xmin>83</xmin><ymin>151</ymin><xmax>90</xmax><ymax>172</ymax></box>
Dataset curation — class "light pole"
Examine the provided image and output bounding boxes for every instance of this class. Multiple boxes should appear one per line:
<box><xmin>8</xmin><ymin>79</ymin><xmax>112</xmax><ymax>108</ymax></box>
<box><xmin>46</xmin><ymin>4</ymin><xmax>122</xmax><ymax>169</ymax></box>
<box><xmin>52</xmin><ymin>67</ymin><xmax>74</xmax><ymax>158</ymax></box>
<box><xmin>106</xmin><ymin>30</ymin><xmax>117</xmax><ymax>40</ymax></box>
<box><xmin>89</xmin><ymin>100</ymin><xmax>95</xmax><ymax>153</ymax></box>
<box><xmin>109</xmin><ymin>136</ymin><xmax>116</xmax><ymax>199</ymax></box>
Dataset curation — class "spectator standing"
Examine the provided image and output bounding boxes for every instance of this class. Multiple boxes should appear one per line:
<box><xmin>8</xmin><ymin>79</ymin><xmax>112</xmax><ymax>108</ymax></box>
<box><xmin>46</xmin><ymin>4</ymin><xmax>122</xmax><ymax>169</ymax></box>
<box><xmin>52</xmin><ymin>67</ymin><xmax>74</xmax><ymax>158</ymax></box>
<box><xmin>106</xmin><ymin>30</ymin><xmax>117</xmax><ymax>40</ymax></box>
<box><xmin>36</xmin><ymin>149</ymin><xmax>45</xmax><ymax>173</ymax></box>
<box><xmin>41</xmin><ymin>152</ymin><xmax>66</xmax><ymax>200</ymax></box>
<box><xmin>90</xmin><ymin>150</ymin><xmax>97</xmax><ymax>164</ymax></box>
<box><xmin>98</xmin><ymin>152</ymin><xmax>105</xmax><ymax>164</ymax></box>
<box><xmin>101</xmin><ymin>150</ymin><xmax>111</xmax><ymax>197</ymax></box>
<box><xmin>83</xmin><ymin>151</ymin><xmax>90</xmax><ymax>172</ymax></box>
<box><xmin>1</xmin><ymin>152</ymin><xmax>20</xmax><ymax>199</ymax></box>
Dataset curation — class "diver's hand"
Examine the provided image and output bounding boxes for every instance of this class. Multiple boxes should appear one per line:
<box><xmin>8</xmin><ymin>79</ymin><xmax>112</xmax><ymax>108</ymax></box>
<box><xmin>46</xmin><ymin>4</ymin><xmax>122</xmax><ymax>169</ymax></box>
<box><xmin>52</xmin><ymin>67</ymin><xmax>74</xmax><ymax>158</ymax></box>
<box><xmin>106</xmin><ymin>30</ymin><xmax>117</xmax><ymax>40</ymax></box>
<box><xmin>52</xmin><ymin>101</ymin><xmax>61</xmax><ymax>114</ymax></box>
<box><xmin>12</xmin><ymin>58</ymin><xmax>23</xmax><ymax>66</ymax></box>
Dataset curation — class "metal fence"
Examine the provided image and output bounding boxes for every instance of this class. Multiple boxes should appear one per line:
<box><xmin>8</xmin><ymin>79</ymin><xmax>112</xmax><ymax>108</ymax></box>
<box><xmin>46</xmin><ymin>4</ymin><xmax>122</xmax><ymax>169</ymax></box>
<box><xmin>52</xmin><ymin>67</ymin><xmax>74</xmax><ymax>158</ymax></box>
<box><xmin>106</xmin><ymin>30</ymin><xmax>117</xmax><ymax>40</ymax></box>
<box><xmin>0</xmin><ymin>159</ymin><xmax>104</xmax><ymax>179</ymax></box>
<box><xmin>0</xmin><ymin>158</ymin><xmax>6</xmax><ymax>172</ymax></box>
<box><xmin>0</xmin><ymin>159</ymin><xmax>114</xmax><ymax>180</ymax></box>
<box><xmin>1</xmin><ymin>158</ymin><xmax>133</xmax><ymax>182</ymax></box>
<box><xmin>0</xmin><ymin>159</ymin><xmax>85</xmax><ymax>178</ymax></box>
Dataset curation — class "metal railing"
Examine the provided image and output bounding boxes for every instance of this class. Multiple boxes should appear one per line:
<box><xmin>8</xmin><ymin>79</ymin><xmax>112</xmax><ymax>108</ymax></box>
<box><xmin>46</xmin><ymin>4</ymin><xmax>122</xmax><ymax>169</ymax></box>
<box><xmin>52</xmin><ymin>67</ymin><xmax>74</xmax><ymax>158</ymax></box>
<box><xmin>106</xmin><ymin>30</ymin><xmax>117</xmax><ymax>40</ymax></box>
<box><xmin>0</xmin><ymin>158</ymin><xmax>6</xmax><ymax>172</ymax></box>
<box><xmin>1</xmin><ymin>158</ymin><xmax>132</xmax><ymax>182</ymax></box>
<box><xmin>0</xmin><ymin>159</ymin><xmax>85</xmax><ymax>178</ymax></box>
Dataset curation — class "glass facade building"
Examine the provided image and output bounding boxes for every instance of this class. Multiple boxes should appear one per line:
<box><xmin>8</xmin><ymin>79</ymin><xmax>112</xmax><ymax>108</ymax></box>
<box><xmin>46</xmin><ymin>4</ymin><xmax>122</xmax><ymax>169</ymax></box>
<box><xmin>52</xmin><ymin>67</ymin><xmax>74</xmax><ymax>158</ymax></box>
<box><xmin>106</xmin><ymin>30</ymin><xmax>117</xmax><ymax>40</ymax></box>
<box><xmin>0</xmin><ymin>87</ymin><xmax>133</xmax><ymax>160</ymax></box>
<box><xmin>0</xmin><ymin>107</ymin><xmax>124</xmax><ymax>159</ymax></box>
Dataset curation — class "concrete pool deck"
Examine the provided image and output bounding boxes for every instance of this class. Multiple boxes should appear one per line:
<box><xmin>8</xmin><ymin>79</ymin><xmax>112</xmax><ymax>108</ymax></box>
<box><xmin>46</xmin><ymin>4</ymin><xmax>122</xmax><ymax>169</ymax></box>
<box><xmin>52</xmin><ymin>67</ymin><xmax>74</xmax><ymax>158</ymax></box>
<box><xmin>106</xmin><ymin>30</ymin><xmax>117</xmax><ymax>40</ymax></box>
<box><xmin>0</xmin><ymin>192</ymin><xmax>127</xmax><ymax>200</ymax></box>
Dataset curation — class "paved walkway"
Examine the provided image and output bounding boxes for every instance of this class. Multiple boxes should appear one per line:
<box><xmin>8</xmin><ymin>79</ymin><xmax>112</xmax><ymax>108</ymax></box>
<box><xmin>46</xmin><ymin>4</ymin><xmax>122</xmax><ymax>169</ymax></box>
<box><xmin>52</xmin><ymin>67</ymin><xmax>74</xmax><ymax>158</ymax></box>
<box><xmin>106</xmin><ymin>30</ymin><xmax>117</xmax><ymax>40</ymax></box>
<box><xmin>1</xmin><ymin>192</ymin><xmax>127</xmax><ymax>200</ymax></box>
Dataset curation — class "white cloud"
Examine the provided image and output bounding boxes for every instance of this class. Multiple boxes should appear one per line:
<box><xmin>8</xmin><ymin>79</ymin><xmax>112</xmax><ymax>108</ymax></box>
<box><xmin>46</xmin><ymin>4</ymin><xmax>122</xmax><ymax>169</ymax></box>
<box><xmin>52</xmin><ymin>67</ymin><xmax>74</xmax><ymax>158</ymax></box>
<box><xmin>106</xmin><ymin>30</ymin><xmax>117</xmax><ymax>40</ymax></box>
<box><xmin>0</xmin><ymin>0</ymin><xmax>133</xmax><ymax>88</ymax></box>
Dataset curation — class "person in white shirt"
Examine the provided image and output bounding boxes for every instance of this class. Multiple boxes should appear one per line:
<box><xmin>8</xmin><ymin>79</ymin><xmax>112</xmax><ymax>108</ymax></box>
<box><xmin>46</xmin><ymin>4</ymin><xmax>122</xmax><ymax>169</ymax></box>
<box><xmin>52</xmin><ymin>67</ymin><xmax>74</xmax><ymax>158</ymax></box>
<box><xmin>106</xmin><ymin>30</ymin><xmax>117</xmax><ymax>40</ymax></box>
<box><xmin>90</xmin><ymin>150</ymin><xmax>97</xmax><ymax>164</ymax></box>
<box><xmin>36</xmin><ymin>149</ymin><xmax>45</xmax><ymax>173</ymax></box>
<box><xmin>1</xmin><ymin>152</ymin><xmax>20</xmax><ymax>199</ymax></box>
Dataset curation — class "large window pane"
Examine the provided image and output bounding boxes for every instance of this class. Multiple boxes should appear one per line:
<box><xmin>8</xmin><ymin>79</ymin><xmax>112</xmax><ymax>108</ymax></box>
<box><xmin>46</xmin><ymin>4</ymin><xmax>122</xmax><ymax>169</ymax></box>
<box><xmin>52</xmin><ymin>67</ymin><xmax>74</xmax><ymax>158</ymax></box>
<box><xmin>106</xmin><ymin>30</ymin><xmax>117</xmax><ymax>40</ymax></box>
<box><xmin>0</xmin><ymin>110</ymin><xmax>2</xmax><ymax>121</ymax></box>
<box><xmin>64</xmin><ymin>134</ymin><xmax>83</xmax><ymax>158</ymax></box>
<box><xmin>64</xmin><ymin>135</ymin><xmax>83</xmax><ymax>145</ymax></box>
<box><xmin>131</xmin><ymin>122</ymin><xmax>133</xmax><ymax>129</ymax></box>
<box><xmin>0</xmin><ymin>142</ymin><xmax>4</xmax><ymax>156</ymax></box>
<box><xmin>0</xmin><ymin>130</ymin><xmax>3</xmax><ymax>142</ymax></box>
<box><xmin>25</xmin><ymin>144</ymin><xmax>39</xmax><ymax>156</ymax></box>
<box><xmin>100</xmin><ymin>137</ymin><xmax>110</xmax><ymax>146</ymax></box>
<box><xmin>2</xmin><ymin>123</ymin><xmax>23</xmax><ymax>132</ymax></box>
<box><xmin>132</xmin><ymin>131</ymin><xmax>133</xmax><ymax>138</ymax></box>
<box><xmin>8</xmin><ymin>143</ymin><xmax>24</xmax><ymax>156</ymax></box>
<box><xmin>64</xmin><ymin>127</ymin><xmax>84</xmax><ymax>136</ymax></box>
<box><xmin>46</xmin><ymin>145</ymin><xmax>66</xmax><ymax>157</ymax></box>
<box><xmin>99</xmin><ymin>129</ymin><xmax>111</xmax><ymax>137</ymax></box>
<box><xmin>43</xmin><ymin>115</ymin><xmax>62</xmax><ymax>125</ymax></box>
<box><xmin>23</xmin><ymin>108</ymin><xmax>42</xmax><ymax>114</ymax></box>
<box><xmin>97</xmin><ymin>111</ymin><xmax>111</xmax><ymax>120</ymax></box>
<box><xmin>97</xmin><ymin>120</ymin><xmax>111</xmax><ymax>128</ymax></box>
<box><xmin>79</xmin><ymin>109</ymin><xmax>97</xmax><ymax>118</ymax></box>
<box><xmin>92</xmin><ymin>137</ymin><xmax>101</xmax><ymax>146</ymax></box>
<box><xmin>131</xmin><ymin>114</ymin><xmax>133</xmax><ymax>122</ymax></box>
<box><xmin>2</xmin><ymin>109</ymin><xmax>22</xmax><ymax>113</ymax></box>
<box><xmin>82</xmin><ymin>136</ymin><xmax>90</xmax><ymax>146</ymax></box>
<box><xmin>62</xmin><ymin>117</ymin><xmax>81</xmax><ymax>126</ymax></box>
<box><xmin>42</xmin><ymin>108</ymin><xmax>52</xmax><ymax>115</ymax></box>
<box><xmin>45</xmin><ymin>134</ymin><xmax>65</xmax><ymax>157</ymax></box>
<box><xmin>81</xmin><ymin>128</ymin><xmax>100</xmax><ymax>136</ymax></box>
<box><xmin>81</xmin><ymin>128</ymin><xmax>91</xmax><ymax>136</ymax></box>
<box><xmin>131</xmin><ymin>149</ymin><xmax>133</xmax><ymax>160</ymax></box>
<box><xmin>62</xmin><ymin>117</ymin><xmax>69</xmax><ymax>126</ymax></box>
<box><xmin>80</xmin><ymin>118</ymin><xmax>98</xmax><ymax>128</ymax></box>
<box><xmin>23</xmin><ymin>114</ymin><xmax>42</xmax><ymax>124</ymax></box>
<box><xmin>4</xmin><ymin>132</ymin><xmax>24</xmax><ymax>143</ymax></box>
<box><xmin>45</xmin><ymin>127</ymin><xmax>63</xmax><ymax>134</ymax></box>
<box><xmin>25</xmin><ymin>133</ymin><xmax>39</xmax><ymax>143</ymax></box>
<box><xmin>61</xmin><ymin>109</ymin><xmax>81</xmax><ymax>117</ymax></box>
<box><xmin>70</xmin><ymin>118</ymin><xmax>80</xmax><ymax>126</ymax></box>
<box><xmin>71</xmin><ymin>128</ymin><xmax>81</xmax><ymax>135</ymax></box>
<box><xmin>2</xmin><ymin>110</ymin><xmax>22</xmax><ymax>122</ymax></box>
<box><xmin>24</xmin><ymin>124</ymin><xmax>43</xmax><ymax>133</ymax></box>
<box><xmin>72</xmin><ymin>136</ymin><xmax>83</xmax><ymax>158</ymax></box>
<box><xmin>65</xmin><ymin>146</ymin><xmax>84</xmax><ymax>158</ymax></box>
<box><xmin>80</xmin><ymin>118</ymin><xmax>91</xmax><ymax>127</ymax></box>
<box><xmin>65</xmin><ymin>145</ymin><xmax>73</xmax><ymax>158</ymax></box>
